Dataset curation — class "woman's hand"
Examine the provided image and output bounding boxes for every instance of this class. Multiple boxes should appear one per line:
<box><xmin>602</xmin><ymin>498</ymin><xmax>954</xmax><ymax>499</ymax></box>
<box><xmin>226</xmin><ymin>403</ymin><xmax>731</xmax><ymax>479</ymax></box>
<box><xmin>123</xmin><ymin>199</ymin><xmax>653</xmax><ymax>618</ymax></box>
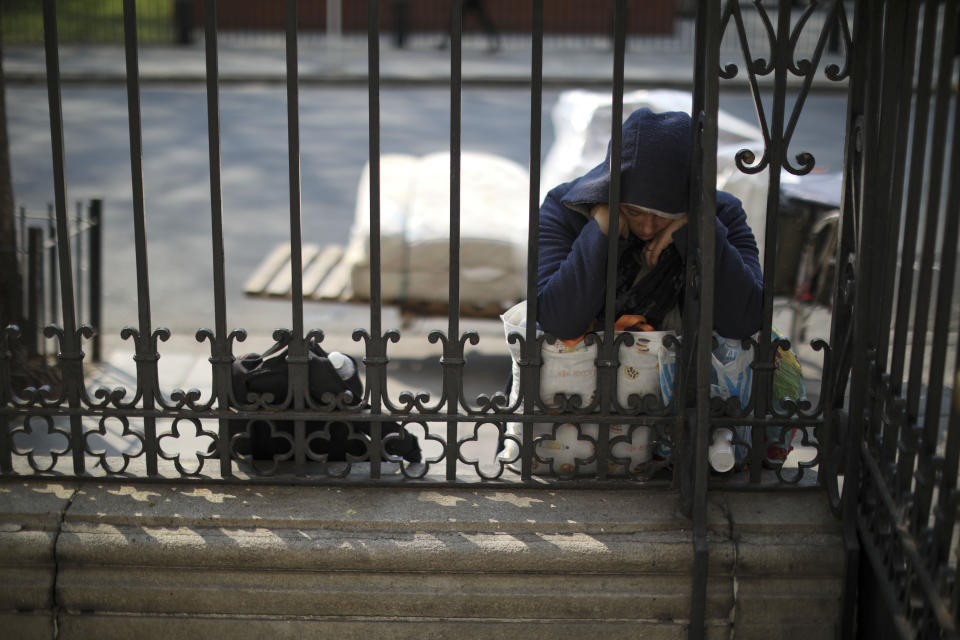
<box><xmin>590</xmin><ymin>204</ymin><xmax>628</xmax><ymax>238</ymax></box>
<box><xmin>644</xmin><ymin>216</ymin><xmax>688</xmax><ymax>266</ymax></box>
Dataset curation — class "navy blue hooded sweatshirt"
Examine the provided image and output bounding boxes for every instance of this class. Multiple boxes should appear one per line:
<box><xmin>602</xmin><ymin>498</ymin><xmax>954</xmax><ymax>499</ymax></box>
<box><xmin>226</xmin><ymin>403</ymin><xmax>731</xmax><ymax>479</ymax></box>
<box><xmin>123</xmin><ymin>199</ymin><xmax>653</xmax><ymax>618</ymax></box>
<box><xmin>536</xmin><ymin>108</ymin><xmax>763</xmax><ymax>340</ymax></box>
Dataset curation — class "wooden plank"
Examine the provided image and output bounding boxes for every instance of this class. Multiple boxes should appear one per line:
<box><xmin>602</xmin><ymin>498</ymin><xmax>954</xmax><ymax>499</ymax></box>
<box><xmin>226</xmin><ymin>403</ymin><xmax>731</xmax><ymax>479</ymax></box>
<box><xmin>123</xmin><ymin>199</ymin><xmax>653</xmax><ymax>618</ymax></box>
<box><xmin>312</xmin><ymin>257</ymin><xmax>352</xmax><ymax>301</ymax></box>
<box><xmin>302</xmin><ymin>245</ymin><xmax>344</xmax><ymax>295</ymax></box>
<box><xmin>265</xmin><ymin>243</ymin><xmax>321</xmax><ymax>297</ymax></box>
<box><xmin>243</xmin><ymin>243</ymin><xmax>291</xmax><ymax>296</ymax></box>
<box><xmin>246</xmin><ymin>241</ymin><xmax>510</xmax><ymax>321</ymax></box>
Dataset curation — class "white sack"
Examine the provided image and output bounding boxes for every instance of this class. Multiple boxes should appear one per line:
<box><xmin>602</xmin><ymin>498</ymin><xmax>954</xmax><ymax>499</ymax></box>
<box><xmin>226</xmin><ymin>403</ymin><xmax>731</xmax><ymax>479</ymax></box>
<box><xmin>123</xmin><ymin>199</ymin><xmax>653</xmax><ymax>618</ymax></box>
<box><xmin>499</xmin><ymin>301</ymin><xmax>671</xmax><ymax>476</ymax></box>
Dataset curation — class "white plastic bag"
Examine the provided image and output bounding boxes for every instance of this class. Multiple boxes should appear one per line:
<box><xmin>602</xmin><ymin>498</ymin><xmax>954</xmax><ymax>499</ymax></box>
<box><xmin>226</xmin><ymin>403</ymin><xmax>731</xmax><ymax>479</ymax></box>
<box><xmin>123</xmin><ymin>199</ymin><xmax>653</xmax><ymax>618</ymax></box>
<box><xmin>710</xmin><ymin>336</ymin><xmax>754</xmax><ymax>409</ymax></box>
<box><xmin>499</xmin><ymin>301</ymin><xmax>668</xmax><ymax>475</ymax></box>
<box><xmin>615</xmin><ymin>331</ymin><xmax>675</xmax><ymax>408</ymax></box>
<box><xmin>498</xmin><ymin>421</ymin><xmax>653</xmax><ymax>477</ymax></box>
<box><xmin>501</xmin><ymin>301</ymin><xmax>597</xmax><ymax>408</ymax></box>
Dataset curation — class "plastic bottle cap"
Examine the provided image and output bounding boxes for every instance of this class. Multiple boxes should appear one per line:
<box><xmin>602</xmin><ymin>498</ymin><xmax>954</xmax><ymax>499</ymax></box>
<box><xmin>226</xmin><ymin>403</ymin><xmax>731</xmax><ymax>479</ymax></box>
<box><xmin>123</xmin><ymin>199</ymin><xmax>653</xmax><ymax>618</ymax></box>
<box><xmin>327</xmin><ymin>351</ymin><xmax>356</xmax><ymax>380</ymax></box>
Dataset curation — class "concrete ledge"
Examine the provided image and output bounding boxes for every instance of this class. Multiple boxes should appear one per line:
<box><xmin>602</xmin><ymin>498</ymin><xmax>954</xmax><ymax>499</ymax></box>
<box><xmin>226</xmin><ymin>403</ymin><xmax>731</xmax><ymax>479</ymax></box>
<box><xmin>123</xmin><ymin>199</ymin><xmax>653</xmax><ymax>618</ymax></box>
<box><xmin>0</xmin><ymin>481</ymin><xmax>78</xmax><ymax>620</ymax></box>
<box><xmin>0</xmin><ymin>481</ymin><xmax>843</xmax><ymax>638</ymax></box>
<box><xmin>0</xmin><ymin>612</ymin><xmax>55</xmax><ymax>639</ymax></box>
<box><xmin>59</xmin><ymin>615</ymin><xmax>735</xmax><ymax>640</ymax></box>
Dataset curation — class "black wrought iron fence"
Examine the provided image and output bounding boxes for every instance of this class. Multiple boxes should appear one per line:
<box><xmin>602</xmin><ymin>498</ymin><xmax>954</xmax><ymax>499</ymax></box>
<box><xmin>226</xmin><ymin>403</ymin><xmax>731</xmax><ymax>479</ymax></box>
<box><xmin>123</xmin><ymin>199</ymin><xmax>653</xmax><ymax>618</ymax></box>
<box><xmin>0</xmin><ymin>0</ymin><xmax>849</xmax><ymax>489</ymax></box>
<box><xmin>4</xmin><ymin>1</ymin><xmax>959</xmax><ymax>636</ymax></box>
<box><xmin>836</xmin><ymin>0</ymin><xmax>960</xmax><ymax>637</ymax></box>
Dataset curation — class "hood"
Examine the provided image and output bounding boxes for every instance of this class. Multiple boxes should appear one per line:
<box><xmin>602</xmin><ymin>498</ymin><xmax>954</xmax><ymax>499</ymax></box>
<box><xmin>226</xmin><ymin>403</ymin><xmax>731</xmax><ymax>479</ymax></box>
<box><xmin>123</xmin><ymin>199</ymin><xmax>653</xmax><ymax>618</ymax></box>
<box><xmin>561</xmin><ymin>107</ymin><xmax>692</xmax><ymax>217</ymax></box>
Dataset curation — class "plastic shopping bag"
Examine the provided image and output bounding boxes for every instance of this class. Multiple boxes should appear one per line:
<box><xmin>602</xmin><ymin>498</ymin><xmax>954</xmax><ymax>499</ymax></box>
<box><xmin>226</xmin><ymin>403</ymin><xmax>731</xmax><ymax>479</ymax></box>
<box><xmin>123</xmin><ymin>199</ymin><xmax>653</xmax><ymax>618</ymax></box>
<box><xmin>614</xmin><ymin>331</ymin><xmax>675</xmax><ymax>409</ymax></box>
<box><xmin>499</xmin><ymin>301</ymin><xmax>664</xmax><ymax>476</ymax></box>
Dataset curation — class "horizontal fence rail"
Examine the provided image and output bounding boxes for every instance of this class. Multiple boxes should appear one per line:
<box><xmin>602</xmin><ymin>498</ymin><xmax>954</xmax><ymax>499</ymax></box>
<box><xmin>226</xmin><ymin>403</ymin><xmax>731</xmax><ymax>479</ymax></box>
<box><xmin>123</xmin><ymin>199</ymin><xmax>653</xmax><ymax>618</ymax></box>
<box><xmin>0</xmin><ymin>1</ymin><xmax>851</xmax><ymax>494</ymax></box>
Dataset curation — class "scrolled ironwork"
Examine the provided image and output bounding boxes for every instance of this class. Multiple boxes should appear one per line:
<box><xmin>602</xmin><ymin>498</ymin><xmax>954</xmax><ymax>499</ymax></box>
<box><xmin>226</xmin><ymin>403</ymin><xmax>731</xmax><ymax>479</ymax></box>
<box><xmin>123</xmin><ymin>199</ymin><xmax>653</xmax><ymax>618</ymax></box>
<box><xmin>721</xmin><ymin>0</ymin><xmax>853</xmax><ymax>181</ymax></box>
<box><xmin>457</xmin><ymin>421</ymin><xmax>511</xmax><ymax>480</ymax></box>
<box><xmin>532</xmin><ymin>421</ymin><xmax>598</xmax><ymax>480</ymax></box>
<box><xmin>11</xmin><ymin>414</ymin><xmax>71</xmax><ymax>473</ymax></box>
<box><xmin>302</xmin><ymin>418</ymin><xmax>371</xmax><ymax>470</ymax></box>
<box><xmin>770</xmin><ymin>424</ymin><xmax>819</xmax><ymax>484</ymax></box>
<box><xmin>84</xmin><ymin>415</ymin><xmax>144</xmax><ymax>475</ymax></box>
<box><xmin>228</xmin><ymin>418</ymin><xmax>293</xmax><ymax>476</ymax></box>
<box><xmin>607</xmin><ymin>423</ymin><xmax>658</xmax><ymax>477</ymax></box>
<box><xmin>156</xmin><ymin>417</ymin><xmax>218</xmax><ymax>476</ymax></box>
<box><xmin>392</xmin><ymin>420</ymin><xmax>446</xmax><ymax>479</ymax></box>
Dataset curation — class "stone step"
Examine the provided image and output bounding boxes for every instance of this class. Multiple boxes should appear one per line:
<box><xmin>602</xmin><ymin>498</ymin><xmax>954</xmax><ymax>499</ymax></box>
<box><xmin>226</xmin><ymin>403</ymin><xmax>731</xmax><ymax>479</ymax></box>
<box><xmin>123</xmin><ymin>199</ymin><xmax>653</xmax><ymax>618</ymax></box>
<box><xmin>0</xmin><ymin>482</ymin><xmax>843</xmax><ymax>639</ymax></box>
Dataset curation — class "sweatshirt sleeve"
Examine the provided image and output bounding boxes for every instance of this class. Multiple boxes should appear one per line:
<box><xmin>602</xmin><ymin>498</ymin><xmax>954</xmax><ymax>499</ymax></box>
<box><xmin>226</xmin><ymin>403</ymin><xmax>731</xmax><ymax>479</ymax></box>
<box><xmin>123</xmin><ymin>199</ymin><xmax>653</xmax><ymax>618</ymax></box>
<box><xmin>535</xmin><ymin>189</ymin><xmax>610</xmax><ymax>340</ymax></box>
<box><xmin>672</xmin><ymin>191</ymin><xmax>763</xmax><ymax>339</ymax></box>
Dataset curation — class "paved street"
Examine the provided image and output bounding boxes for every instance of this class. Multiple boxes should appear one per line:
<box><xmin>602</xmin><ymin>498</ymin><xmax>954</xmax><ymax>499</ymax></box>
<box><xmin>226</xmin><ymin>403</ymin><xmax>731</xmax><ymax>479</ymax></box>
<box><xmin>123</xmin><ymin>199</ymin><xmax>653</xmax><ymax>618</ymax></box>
<box><xmin>6</xmin><ymin>81</ymin><xmax>849</xmax><ymax>338</ymax></box>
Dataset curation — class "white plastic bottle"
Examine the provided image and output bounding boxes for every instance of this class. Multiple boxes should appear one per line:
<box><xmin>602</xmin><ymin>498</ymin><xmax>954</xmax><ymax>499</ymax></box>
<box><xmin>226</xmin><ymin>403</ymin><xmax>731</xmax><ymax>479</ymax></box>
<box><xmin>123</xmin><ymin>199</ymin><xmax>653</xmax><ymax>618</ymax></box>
<box><xmin>327</xmin><ymin>351</ymin><xmax>356</xmax><ymax>381</ymax></box>
<box><xmin>708</xmin><ymin>428</ymin><xmax>736</xmax><ymax>473</ymax></box>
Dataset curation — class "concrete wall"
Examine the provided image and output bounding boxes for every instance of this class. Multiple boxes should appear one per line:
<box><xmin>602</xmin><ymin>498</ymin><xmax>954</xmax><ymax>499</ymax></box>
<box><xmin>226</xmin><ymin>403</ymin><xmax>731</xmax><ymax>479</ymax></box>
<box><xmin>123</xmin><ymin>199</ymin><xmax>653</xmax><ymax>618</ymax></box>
<box><xmin>0</xmin><ymin>481</ymin><xmax>843</xmax><ymax>639</ymax></box>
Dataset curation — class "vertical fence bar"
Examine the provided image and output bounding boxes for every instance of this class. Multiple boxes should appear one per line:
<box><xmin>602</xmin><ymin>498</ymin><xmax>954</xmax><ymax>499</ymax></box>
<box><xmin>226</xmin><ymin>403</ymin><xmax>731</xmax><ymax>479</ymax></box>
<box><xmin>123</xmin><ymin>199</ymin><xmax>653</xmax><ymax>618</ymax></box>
<box><xmin>596</xmin><ymin>0</ymin><xmax>627</xmax><ymax>483</ymax></box>
<box><xmin>878</xmin><ymin>0</ymin><xmax>924</xmax><ymax>470</ymax></box>
<box><xmin>202</xmin><ymin>0</ymin><xmax>234</xmax><ymax>477</ymax></box>
<box><xmin>520</xmin><ymin>0</ymin><xmax>543</xmax><ymax>482</ymax></box>
<box><xmin>831</xmin><ymin>0</ymin><xmax>867</xmax><ymax>627</ymax></box>
<box><xmin>284</xmin><ymin>0</ymin><xmax>308</xmax><ymax>475</ymax></box>
<box><xmin>27</xmin><ymin>228</ymin><xmax>42</xmax><ymax>357</ymax></box>
<box><xmin>868</xmin><ymin>0</ymin><xmax>910</xmax><ymax>460</ymax></box>
<box><xmin>874</xmin><ymin>0</ymin><xmax>918</xmax><ymax>378</ymax></box>
<box><xmin>905</xmin><ymin>0</ymin><xmax>958</xmax><ymax>534</ymax></box>
<box><xmin>366</xmin><ymin>0</ymin><xmax>383</xmax><ymax>479</ymax></box>
<box><xmin>934</xmin><ymin>341</ymin><xmax>960</xmax><ymax>585</ymax></box>
<box><xmin>679</xmin><ymin>0</ymin><xmax>709</xmax><ymax>501</ymax></box>
<box><xmin>905</xmin><ymin>0</ymin><xmax>956</xmax><ymax>440</ymax></box>
<box><xmin>689</xmin><ymin>0</ymin><xmax>720</xmax><ymax>635</ymax></box>
<box><xmin>444</xmin><ymin>0</ymin><xmax>463</xmax><ymax>482</ymax></box>
<box><xmin>88</xmin><ymin>199</ymin><xmax>102</xmax><ymax>362</ymax></box>
<box><xmin>927</xmin><ymin>49</ymin><xmax>960</xmax><ymax>588</ymax></box>
<box><xmin>748</xmin><ymin>0</ymin><xmax>792</xmax><ymax>481</ymax></box>
<box><xmin>890</xmin><ymin>0</ymin><xmax>939</xmax><ymax>392</ymax></box>
<box><xmin>46</xmin><ymin>205</ymin><xmax>55</xmax><ymax>358</ymax></box>
<box><xmin>122</xmin><ymin>0</ymin><xmax>160</xmax><ymax>476</ymax></box>
<box><xmin>0</xmin><ymin>327</ymin><xmax>12</xmax><ymax>472</ymax></box>
<box><xmin>914</xmin><ymin>0</ymin><xmax>959</xmax><ymax>536</ymax></box>
<box><xmin>42</xmin><ymin>0</ymin><xmax>85</xmax><ymax>475</ymax></box>
<box><xmin>75</xmin><ymin>200</ymin><xmax>83</xmax><ymax>324</ymax></box>
<box><xmin>823</xmin><ymin>0</ymin><xmax>860</xmax><ymax>414</ymax></box>
<box><xmin>839</xmin><ymin>0</ymin><xmax>880</xmax><ymax>633</ymax></box>
<box><xmin>19</xmin><ymin>207</ymin><xmax>26</xmax><ymax>286</ymax></box>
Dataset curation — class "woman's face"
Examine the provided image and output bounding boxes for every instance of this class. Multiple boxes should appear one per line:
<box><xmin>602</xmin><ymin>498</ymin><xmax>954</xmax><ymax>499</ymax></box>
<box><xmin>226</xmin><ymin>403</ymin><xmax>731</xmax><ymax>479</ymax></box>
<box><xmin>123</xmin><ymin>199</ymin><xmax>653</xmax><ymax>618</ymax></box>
<box><xmin>619</xmin><ymin>204</ymin><xmax>674</xmax><ymax>241</ymax></box>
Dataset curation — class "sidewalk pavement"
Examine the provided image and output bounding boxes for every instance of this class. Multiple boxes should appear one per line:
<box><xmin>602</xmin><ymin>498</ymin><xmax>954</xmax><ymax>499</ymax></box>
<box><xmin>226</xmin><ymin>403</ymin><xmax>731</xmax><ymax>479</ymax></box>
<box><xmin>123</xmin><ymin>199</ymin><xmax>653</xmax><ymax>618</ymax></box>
<box><xmin>4</xmin><ymin>32</ymin><xmax>848</xmax><ymax>90</ymax></box>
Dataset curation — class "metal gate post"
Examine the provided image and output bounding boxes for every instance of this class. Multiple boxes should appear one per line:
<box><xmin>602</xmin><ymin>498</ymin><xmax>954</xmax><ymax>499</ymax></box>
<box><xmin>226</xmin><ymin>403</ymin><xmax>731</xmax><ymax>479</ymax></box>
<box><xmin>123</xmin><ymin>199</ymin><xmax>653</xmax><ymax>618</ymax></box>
<box><xmin>838</xmin><ymin>0</ymin><xmax>881</xmax><ymax>635</ymax></box>
<box><xmin>687</xmin><ymin>0</ymin><xmax>721</xmax><ymax>637</ymax></box>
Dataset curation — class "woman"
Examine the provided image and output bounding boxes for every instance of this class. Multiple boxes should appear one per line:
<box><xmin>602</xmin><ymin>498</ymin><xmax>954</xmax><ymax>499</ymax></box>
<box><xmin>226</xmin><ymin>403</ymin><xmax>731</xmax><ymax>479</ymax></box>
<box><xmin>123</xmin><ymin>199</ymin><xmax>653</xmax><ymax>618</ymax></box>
<box><xmin>536</xmin><ymin>107</ymin><xmax>763</xmax><ymax>340</ymax></box>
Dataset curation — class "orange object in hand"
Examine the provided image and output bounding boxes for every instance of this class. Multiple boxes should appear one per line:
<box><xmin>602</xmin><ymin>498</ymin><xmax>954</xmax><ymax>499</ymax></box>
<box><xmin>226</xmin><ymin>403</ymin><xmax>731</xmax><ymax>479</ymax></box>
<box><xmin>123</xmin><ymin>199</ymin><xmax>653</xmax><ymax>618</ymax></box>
<box><xmin>558</xmin><ymin>314</ymin><xmax>655</xmax><ymax>348</ymax></box>
<box><xmin>614</xmin><ymin>314</ymin><xmax>654</xmax><ymax>332</ymax></box>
